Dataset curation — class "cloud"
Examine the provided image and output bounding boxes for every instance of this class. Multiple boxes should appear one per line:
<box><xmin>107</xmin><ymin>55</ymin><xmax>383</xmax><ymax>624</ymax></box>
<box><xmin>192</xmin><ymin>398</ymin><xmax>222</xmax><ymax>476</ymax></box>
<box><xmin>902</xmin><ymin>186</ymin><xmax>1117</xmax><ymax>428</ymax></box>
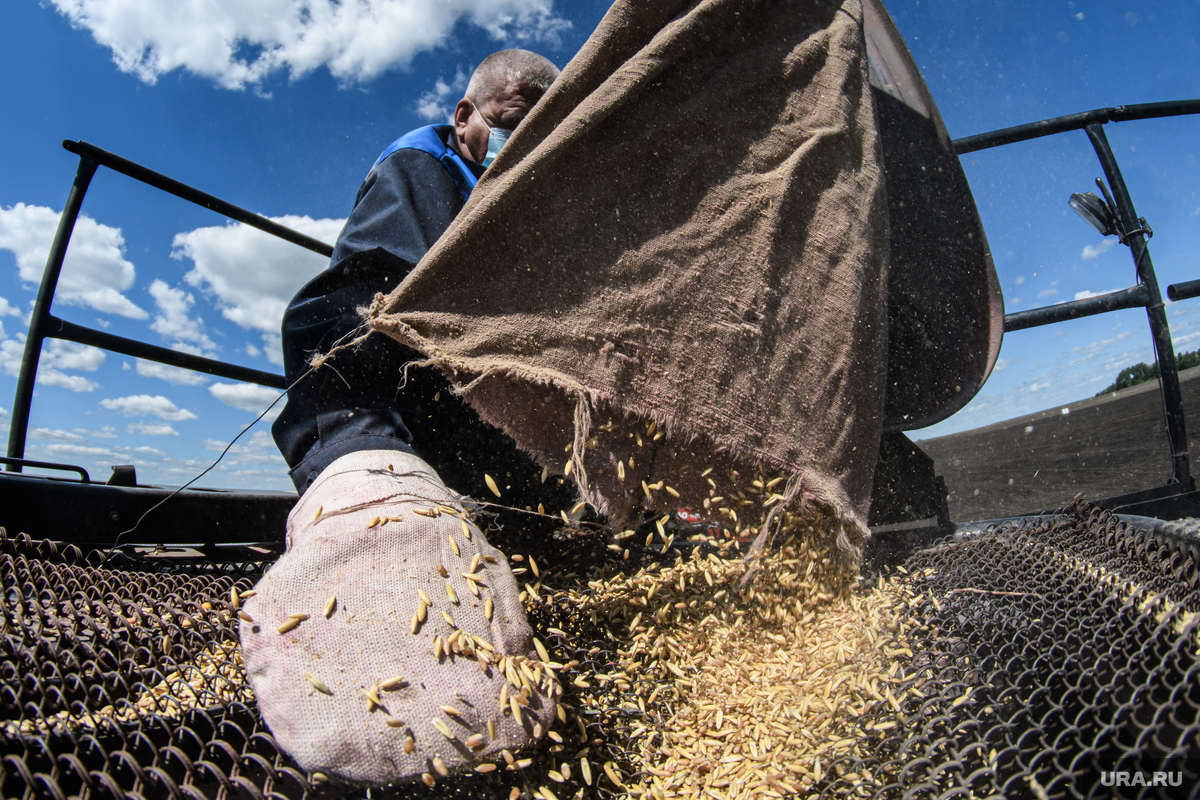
<box><xmin>261</xmin><ymin>333</ymin><xmax>284</xmax><ymax>366</ymax></box>
<box><xmin>0</xmin><ymin>338</ymin><xmax>106</xmax><ymax>392</ymax></box>
<box><xmin>148</xmin><ymin>279</ymin><xmax>216</xmax><ymax>353</ymax></box>
<box><xmin>135</xmin><ymin>358</ymin><xmax>211</xmax><ymax>386</ymax></box>
<box><xmin>127</xmin><ymin>421</ymin><xmax>179</xmax><ymax>436</ymax></box>
<box><xmin>417</xmin><ymin>68</ymin><xmax>469</xmax><ymax>121</ymax></box>
<box><xmin>0</xmin><ymin>203</ymin><xmax>146</xmax><ymax>318</ymax></box>
<box><xmin>209</xmin><ymin>382</ymin><xmax>285</xmax><ymax>420</ymax></box>
<box><xmin>173</xmin><ymin>216</ymin><xmax>345</xmax><ymax>335</ymax></box>
<box><xmin>30</xmin><ymin>427</ymin><xmax>89</xmax><ymax>444</ymax></box>
<box><xmin>48</xmin><ymin>0</ymin><xmax>570</xmax><ymax>90</ymax></box>
<box><xmin>202</xmin><ymin>430</ymin><xmax>286</xmax><ymax>466</ymax></box>
<box><xmin>1037</xmin><ymin>288</ymin><xmax>1059</xmax><ymax>299</ymax></box>
<box><xmin>1073</xmin><ymin>288</ymin><xmax>1121</xmax><ymax>301</ymax></box>
<box><xmin>101</xmin><ymin>394</ymin><xmax>197</xmax><ymax>421</ymax></box>
<box><xmin>1081</xmin><ymin>238</ymin><xmax>1117</xmax><ymax>260</ymax></box>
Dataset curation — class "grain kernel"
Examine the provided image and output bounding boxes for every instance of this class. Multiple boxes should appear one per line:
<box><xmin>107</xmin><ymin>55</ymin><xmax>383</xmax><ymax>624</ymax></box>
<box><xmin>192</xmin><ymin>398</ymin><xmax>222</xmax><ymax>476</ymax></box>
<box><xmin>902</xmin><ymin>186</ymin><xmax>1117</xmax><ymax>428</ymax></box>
<box><xmin>304</xmin><ymin>672</ymin><xmax>332</xmax><ymax>695</ymax></box>
<box><xmin>431</xmin><ymin>718</ymin><xmax>454</xmax><ymax>740</ymax></box>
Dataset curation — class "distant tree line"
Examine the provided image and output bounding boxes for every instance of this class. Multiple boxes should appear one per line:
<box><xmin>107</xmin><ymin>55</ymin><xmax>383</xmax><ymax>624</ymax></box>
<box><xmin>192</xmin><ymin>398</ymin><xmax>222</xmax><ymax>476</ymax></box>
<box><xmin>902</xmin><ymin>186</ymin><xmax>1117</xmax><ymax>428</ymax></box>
<box><xmin>1096</xmin><ymin>348</ymin><xmax>1200</xmax><ymax>396</ymax></box>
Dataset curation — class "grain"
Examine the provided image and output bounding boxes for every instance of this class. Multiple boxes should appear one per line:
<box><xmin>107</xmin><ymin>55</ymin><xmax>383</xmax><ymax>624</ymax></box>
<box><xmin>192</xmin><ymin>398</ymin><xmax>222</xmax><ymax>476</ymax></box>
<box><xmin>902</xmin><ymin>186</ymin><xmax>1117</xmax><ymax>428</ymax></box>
<box><xmin>276</xmin><ymin>618</ymin><xmax>301</xmax><ymax>635</ymax></box>
<box><xmin>432</xmin><ymin>718</ymin><xmax>455</xmax><ymax>740</ymax></box>
<box><xmin>303</xmin><ymin>672</ymin><xmax>332</xmax><ymax>695</ymax></box>
<box><xmin>323</xmin><ymin>596</ymin><xmax>336</xmax><ymax>618</ymax></box>
<box><xmin>485</xmin><ymin>474</ymin><xmax>502</xmax><ymax>497</ymax></box>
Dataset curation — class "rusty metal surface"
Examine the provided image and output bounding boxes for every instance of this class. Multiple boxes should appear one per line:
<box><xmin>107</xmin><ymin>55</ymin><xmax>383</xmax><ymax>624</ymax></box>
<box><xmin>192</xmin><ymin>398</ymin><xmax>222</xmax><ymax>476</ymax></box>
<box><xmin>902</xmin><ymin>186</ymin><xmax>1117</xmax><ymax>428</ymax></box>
<box><xmin>2</xmin><ymin>501</ymin><xmax>1198</xmax><ymax>799</ymax></box>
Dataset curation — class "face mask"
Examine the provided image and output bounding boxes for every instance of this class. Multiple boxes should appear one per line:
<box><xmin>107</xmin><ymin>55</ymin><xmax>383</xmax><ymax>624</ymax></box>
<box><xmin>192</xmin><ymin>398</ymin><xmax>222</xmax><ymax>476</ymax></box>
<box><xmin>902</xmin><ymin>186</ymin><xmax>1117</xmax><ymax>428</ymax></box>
<box><xmin>471</xmin><ymin>102</ymin><xmax>513</xmax><ymax>167</ymax></box>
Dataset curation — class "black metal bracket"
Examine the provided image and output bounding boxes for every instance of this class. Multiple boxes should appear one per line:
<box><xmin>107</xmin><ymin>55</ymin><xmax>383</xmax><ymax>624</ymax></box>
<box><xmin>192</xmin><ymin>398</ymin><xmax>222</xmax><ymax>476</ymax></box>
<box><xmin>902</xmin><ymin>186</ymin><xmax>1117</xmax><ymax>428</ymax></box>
<box><xmin>5</xmin><ymin>141</ymin><xmax>329</xmax><ymax>472</ymax></box>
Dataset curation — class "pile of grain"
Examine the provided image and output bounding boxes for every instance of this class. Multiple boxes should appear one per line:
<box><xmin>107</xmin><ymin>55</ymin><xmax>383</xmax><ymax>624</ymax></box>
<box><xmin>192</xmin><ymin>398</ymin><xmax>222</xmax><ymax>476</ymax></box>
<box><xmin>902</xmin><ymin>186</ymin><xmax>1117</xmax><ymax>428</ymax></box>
<box><xmin>524</xmin><ymin>506</ymin><xmax>923</xmax><ymax>800</ymax></box>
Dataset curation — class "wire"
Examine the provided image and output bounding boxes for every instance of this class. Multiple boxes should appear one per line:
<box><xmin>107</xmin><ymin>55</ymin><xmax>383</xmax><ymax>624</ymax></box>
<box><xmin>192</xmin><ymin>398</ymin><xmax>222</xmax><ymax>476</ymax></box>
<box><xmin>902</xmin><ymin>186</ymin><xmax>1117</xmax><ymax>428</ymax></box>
<box><xmin>109</xmin><ymin>323</ymin><xmax>373</xmax><ymax>549</ymax></box>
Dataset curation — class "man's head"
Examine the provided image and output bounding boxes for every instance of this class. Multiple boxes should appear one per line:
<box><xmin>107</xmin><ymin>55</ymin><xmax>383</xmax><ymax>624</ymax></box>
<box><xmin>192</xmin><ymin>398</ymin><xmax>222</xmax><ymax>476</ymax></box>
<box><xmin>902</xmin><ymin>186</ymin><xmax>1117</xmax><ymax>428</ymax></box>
<box><xmin>454</xmin><ymin>50</ymin><xmax>560</xmax><ymax>165</ymax></box>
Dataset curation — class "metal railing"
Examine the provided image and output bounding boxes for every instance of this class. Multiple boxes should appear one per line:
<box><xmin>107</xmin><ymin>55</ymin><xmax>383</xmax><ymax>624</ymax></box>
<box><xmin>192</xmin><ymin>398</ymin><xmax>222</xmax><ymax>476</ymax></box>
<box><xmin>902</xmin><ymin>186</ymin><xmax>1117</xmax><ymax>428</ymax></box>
<box><xmin>4</xmin><ymin>140</ymin><xmax>334</xmax><ymax>471</ymax></box>
<box><xmin>955</xmin><ymin>98</ymin><xmax>1200</xmax><ymax>493</ymax></box>
<box><xmin>6</xmin><ymin>102</ymin><xmax>1200</xmax><ymax>495</ymax></box>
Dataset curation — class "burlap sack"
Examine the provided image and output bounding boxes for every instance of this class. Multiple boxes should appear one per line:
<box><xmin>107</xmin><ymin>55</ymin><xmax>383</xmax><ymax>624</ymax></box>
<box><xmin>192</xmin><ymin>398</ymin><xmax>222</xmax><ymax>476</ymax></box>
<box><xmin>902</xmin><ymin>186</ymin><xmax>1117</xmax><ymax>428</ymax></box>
<box><xmin>368</xmin><ymin>0</ymin><xmax>889</xmax><ymax>554</ymax></box>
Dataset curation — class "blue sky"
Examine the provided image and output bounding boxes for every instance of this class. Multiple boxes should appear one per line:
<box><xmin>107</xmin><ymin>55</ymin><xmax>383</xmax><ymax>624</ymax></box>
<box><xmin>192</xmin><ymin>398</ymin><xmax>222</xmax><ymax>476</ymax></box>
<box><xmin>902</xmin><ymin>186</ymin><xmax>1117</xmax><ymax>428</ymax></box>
<box><xmin>1</xmin><ymin>0</ymin><xmax>1198</xmax><ymax>492</ymax></box>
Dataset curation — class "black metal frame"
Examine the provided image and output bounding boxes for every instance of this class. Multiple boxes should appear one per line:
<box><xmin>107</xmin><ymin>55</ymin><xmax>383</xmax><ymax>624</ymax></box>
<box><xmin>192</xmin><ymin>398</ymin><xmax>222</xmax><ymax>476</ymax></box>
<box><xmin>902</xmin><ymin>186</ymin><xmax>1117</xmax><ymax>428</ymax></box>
<box><xmin>958</xmin><ymin>99</ymin><xmax>1200</xmax><ymax>493</ymax></box>
<box><xmin>3</xmin><ymin>101</ymin><xmax>1200</xmax><ymax>543</ymax></box>
<box><xmin>4</xmin><ymin>140</ymin><xmax>332</xmax><ymax>471</ymax></box>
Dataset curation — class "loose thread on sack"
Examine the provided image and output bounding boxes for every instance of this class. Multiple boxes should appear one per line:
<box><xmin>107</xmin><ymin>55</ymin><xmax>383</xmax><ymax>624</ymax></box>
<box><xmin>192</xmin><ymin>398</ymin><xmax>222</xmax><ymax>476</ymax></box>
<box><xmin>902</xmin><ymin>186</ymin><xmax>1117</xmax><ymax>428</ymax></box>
<box><xmin>109</xmin><ymin>322</ymin><xmax>373</xmax><ymax>551</ymax></box>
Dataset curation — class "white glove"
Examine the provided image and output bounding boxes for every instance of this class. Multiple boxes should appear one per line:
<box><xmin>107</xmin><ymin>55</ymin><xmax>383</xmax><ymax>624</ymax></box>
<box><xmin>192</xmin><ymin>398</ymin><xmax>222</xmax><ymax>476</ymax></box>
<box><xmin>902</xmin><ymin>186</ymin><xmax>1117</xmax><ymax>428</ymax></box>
<box><xmin>241</xmin><ymin>449</ymin><xmax>558</xmax><ymax>786</ymax></box>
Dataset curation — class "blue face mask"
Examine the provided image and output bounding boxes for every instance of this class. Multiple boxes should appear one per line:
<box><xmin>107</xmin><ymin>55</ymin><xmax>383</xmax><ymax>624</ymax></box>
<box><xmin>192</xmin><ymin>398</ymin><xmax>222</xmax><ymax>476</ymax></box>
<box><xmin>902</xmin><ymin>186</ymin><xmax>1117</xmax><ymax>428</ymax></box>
<box><xmin>471</xmin><ymin>102</ymin><xmax>513</xmax><ymax>167</ymax></box>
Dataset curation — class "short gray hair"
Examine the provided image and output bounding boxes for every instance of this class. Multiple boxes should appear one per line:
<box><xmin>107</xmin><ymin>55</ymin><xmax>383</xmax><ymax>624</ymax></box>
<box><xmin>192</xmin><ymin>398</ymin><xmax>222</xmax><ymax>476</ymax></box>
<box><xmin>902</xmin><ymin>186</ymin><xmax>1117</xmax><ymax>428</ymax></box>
<box><xmin>465</xmin><ymin>50</ymin><xmax>560</xmax><ymax>105</ymax></box>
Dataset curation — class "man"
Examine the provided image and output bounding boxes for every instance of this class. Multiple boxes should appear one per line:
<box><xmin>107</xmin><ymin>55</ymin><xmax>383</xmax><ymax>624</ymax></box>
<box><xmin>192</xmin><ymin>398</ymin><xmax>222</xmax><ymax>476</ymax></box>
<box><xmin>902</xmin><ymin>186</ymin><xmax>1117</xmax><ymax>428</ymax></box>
<box><xmin>242</xmin><ymin>50</ymin><xmax>566</xmax><ymax>787</ymax></box>
<box><xmin>272</xmin><ymin>49</ymin><xmax>562</xmax><ymax>500</ymax></box>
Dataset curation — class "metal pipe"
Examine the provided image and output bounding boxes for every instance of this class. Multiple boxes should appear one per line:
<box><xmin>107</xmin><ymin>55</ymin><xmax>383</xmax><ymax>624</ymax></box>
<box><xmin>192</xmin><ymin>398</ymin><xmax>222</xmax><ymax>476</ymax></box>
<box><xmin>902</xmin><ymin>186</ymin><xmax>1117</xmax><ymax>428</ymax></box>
<box><xmin>61</xmin><ymin>140</ymin><xmax>334</xmax><ymax>258</ymax></box>
<box><xmin>6</xmin><ymin>157</ymin><xmax>99</xmax><ymax>470</ymax></box>
<box><xmin>1086</xmin><ymin>123</ymin><xmax>1191</xmax><ymax>489</ymax></box>
<box><xmin>1003</xmin><ymin>284</ymin><xmax>1150</xmax><ymax>333</ymax></box>
<box><xmin>1167</xmin><ymin>279</ymin><xmax>1200</xmax><ymax>303</ymax></box>
<box><xmin>47</xmin><ymin>316</ymin><xmax>287</xmax><ymax>390</ymax></box>
<box><xmin>953</xmin><ymin>98</ymin><xmax>1200</xmax><ymax>154</ymax></box>
<box><xmin>0</xmin><ymin>457</ymin><xmax>89</xmax><ymax>483</ymax></box>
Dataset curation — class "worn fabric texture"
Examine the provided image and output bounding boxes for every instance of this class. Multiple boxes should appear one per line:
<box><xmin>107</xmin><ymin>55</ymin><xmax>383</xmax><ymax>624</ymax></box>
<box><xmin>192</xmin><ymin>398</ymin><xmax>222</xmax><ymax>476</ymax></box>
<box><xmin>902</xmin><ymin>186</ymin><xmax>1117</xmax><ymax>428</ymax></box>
<box><xmin>242</xmin><ymin>449</ymin><xmax>556</xmax><ymax>785</ymax></box>
<box><xmin>367</xmin><ymin>0</ymin><xmax>889</xmax><ymax>552</ymax></box>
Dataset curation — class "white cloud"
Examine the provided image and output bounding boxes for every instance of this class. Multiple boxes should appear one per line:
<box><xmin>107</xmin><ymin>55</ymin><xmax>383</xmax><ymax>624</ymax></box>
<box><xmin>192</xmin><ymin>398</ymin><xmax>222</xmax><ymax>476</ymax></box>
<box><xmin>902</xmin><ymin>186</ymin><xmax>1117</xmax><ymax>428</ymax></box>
<box><xmin>101</xmin><ymin>394</ymin><xmax>197</xmax><ymax>421</ymax></box>
<box><xmin>48</xmin><ymin>0</ymin><xmax>569</xmax><ymax>90</ymax></box>
<box><xmin>417</xmin><ymin>68</ymin><xmax>468</xmax><ymax>121</ymax></box>
<box><xmin>127</xmin><ymin>421</ymin><xmax>179</xmax><ymax>436</ymax></box>
<box><xmin>209</xmin><ymin>382</ymin><xmax>285</xmax><ymax>420</ymax></box>
<box><xmin>135</xmin><ymin>358</ymin><xmax>211</xmax><ymax>386</ymax></box>
<box><xmin>1073</xmin><ymin>288</ymin><xmax>1121</xmax><ymax>301</ymax></box>
<box><xmin>1081</xmin><ymin>238</ymin><xmax>1117</xmax><ymax>260</ymax></box>
<box><xmin>0</xmin><ymin>203</ymin><xmax>146</xmax><ymax>318</ymax></box>
<box><xmin>131</xmin><ymin>445</ymin><xmax>166</xmax><ymax>456</ymax></box>
<box><xmin>0</xmin><ymin>338</ymin><xmax>106</xmax><ymax>393</ymax></box>
<box><xmin>40</xmin><ymin>372</ymin><xmax>101</xmax><ymax>392</ymax></box>
<box><xmin>93</xmin><ymin>425</ymin><xmax>119</xmax><ymax>439</ymax></box>
<box><xmin>1014</xmin><ymin>276</ymin><xmax>1025</xmax><ymax>285</ymax></box>
<box><xmin>202</xmin><ymin>430</ymin><xmax>285</xmax><ymax>466</ymax></box>
<box><xmin>245</xmin><ymin>341</ymin><xmax>261</xmax><ymax>358</ymax></box>
<box><xmin>30</xmin><ymin>428</ymin><xmax>89</xmax><ymax>444</ymax></box>
<box><xmin>1037</xmin><ymin>288</ymin><xmax>1059</xmax><ymax>299</ymax></box>
<box><xmin>45</xmin><ymin>339</ymin><xmax>105</xmax><ymax>372</ymax></box>
<box><xmin>173</xmin><ymin>216</ymin><xmax>345</xmax><ymax>334</ymax></box>
<box><xmin>42</xmin><ymin>443</ymin><xmax>114</xmax><ymax>459</ymax></box>
<box><xmin>261</xmin><ymin>332</ymin><xmax>284</xmax><ymax>366</ymax></box>
<box><xmin>148</xmin><ymin>279</ymin><xmax>216</xmax><ymax>353</ymax></box>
